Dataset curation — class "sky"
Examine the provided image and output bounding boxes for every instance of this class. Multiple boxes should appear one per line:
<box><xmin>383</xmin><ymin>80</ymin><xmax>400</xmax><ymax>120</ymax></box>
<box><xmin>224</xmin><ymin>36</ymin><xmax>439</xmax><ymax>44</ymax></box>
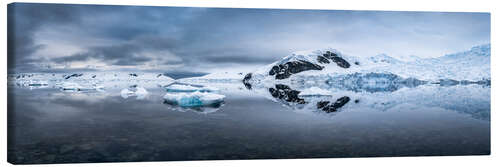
<box><xmin>7</xmin><ymin>3</ymin><xmax>490</xmax><ymax>74</ymax></box>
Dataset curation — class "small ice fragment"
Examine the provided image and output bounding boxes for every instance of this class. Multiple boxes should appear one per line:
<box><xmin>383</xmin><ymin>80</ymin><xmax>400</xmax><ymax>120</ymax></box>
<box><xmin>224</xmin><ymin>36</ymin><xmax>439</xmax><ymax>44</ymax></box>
<box><xmin>121</xmin><ymin>86</ymin><xmax>149</xmax><ymax>99</ymax></box>
<box><xmin>27</xmin><ymin>80</ymin><xmax>48</xmax><ymax>87</ymax></box>
<box><xmin>59</xmin><ymin>82</ymin><xmax>83</xmax><ymax>90</ymax></box>
<box><xmin>163</xmin><ymin>91</ymin><xmax>225</xmax><ymax>107</ymax></box>
<box><xmin>58</xmin><ymin>82</ymin><xmax>105</xmax><ymax>92</ymax></box>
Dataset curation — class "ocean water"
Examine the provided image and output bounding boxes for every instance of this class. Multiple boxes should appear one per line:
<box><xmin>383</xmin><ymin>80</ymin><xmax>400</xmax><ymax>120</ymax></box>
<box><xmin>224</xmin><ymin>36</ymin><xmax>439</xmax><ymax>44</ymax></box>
<box><xmin>7</xmin><ymin>81</ymin><xmax>490</xmax><ymax>164</ymax></box>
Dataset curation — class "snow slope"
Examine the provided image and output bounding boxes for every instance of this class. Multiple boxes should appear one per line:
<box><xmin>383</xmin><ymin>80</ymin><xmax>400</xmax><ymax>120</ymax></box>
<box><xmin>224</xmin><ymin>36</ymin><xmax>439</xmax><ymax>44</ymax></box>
<box><xmin>244</xmin><ymin>44</ymin><xmax>490</xmax><ymax>85</ymax></box>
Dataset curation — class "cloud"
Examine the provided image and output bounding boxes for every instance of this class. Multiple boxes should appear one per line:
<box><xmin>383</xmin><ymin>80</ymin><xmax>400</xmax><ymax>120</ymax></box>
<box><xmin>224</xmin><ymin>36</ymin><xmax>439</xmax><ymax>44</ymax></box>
<box><xmin>8</xmin><ymin>3</ymin><xmax>490</xmax><ymax>73</ymax></box>
<box><xmin>7</xmin><ymin>3</ymin><xmax>83</xmax><ymax>72</ymax></box>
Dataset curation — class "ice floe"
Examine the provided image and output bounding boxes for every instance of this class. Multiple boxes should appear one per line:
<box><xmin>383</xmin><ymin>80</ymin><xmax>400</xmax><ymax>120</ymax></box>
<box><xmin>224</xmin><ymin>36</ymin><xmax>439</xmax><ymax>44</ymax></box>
<box><xmin>58</xmin><ymin>82</ymin><xmax>105</xmax><ymax>92</ymax></box>
<box><xmin>120</xmin><ymin>85</ymin><xmax>149</xmax><ymax>100</ymax></box>
<box><xmin>163</xmin><ymin>91</ymin><xmax>225</xmax><ymax>107</ymax></box>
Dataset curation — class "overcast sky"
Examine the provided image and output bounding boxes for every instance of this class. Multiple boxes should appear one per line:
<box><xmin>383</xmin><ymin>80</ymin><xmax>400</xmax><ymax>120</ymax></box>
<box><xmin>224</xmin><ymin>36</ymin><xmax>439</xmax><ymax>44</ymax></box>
<box><xmin>8</xmin><ymin>3</ymin><xmax>490</xmax><ymax>74</ymax></box>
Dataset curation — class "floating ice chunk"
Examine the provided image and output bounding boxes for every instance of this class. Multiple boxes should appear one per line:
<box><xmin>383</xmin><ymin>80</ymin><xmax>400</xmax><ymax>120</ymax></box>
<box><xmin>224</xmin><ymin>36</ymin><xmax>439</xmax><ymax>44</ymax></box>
<box><xmin>94</xmin><ymin>85</ymin><xmax>105</xmax><ymax>90</ymax></box>
<box><xmin>13</xmin><ymin>80</ymin><xmax>50</xmax><ymax>89</ymax></box>
<box><xmin>59</xmin><ymin>82</ymin><xmax>83</xmax><ymax>91</ymax></box>
<box><xmin>58</xmin><ymin>82</ymin><xmax>105</xmax><ymax>92</ymax></box>
<box><xmin>163</xmin><ymin>91</ymin><xmax>225</xmax><ymax>107</ymax></box>
<box><xmin>120</xmin><ymin>86</ymin><xmax>149</xmax><ymax>99</ymax></box>
<box><xmin>13</xmin><ymin>79</ymin><xmax>49</xmax><ymax>88</ymax></box>
<box><xmin>164</xmin><ymin>83</ymin><xmax>219</xmax><ymax>93</ymax></box>
<box><xmin>27</xmin><ymin>80</ymin><xmax>49</xmax><ymax>87</ymax></box>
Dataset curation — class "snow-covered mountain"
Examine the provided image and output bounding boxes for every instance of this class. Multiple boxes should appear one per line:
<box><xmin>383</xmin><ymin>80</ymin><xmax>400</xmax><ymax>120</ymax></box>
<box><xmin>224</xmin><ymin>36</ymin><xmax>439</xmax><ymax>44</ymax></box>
<box><xmin>237</xmin><ymin>44</ymin><xmax>490</xmax><ymax>116</ymax></box>
<box><xmin>243</xmin><ymin>44</ymin><xmax>491</xmax><ymax>86</ymax></box>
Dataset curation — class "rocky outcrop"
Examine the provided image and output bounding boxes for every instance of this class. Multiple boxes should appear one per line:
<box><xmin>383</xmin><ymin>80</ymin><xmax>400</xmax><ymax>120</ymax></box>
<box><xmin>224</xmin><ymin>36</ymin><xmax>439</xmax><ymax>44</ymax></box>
<box><xmin>316</xmin><ymin>55</ymin><xmax>330</xmax><ymax>64</ymax></box>
<box><xmin>265</xmin><ymin>51</ymin><xmax>352</xmax><ymax>80</ymax></box>
<box><xmin>321</xmin><ymin>51</ymin><xmax>350</xmax><ymax>68</ymax></box>
<box><xmin>242</xmin><ymin>73</ymin><xmax>253</xmax><ymax>89</ymax></box>
<box><xmin>268</xmin><ymin>60</ymin><xmax>323</xmax><ymax>80</ymax></box>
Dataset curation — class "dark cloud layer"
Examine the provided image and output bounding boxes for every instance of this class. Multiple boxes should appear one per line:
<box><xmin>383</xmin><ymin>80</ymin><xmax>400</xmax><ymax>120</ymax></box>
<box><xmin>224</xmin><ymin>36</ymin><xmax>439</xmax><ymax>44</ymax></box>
<box><xmin>7</xmin><ymin>3</ymin><xmax>490</xmax><ymax>73</ymax></box>
<box><xmin>7</xmin><ymin>3</ymin><xmax>82</xmax><ymax>72</ymax></box>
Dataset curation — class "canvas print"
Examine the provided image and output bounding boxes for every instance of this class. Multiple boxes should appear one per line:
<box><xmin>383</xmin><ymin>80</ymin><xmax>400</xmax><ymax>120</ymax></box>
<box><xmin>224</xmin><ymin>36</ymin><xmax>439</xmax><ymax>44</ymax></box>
<box><xmin>7</xmin><ymin>3</ymin><xmax>490</xmax><ymax>164</ymax></box>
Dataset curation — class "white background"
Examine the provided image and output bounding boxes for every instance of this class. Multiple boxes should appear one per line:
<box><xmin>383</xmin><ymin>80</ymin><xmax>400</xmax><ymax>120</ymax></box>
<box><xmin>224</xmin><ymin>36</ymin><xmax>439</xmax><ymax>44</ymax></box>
<box><xmin>0</xmin><ymin>0</ymin><xmax>498</xmax><ymax>166</ymax></box>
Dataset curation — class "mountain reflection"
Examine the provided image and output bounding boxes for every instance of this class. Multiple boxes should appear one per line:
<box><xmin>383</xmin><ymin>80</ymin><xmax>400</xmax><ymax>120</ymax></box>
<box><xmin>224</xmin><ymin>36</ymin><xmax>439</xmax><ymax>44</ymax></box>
<box><xmin>245</xmin><ymin>78</ymin><xmax>490</xmax><ymax>121</ymax></box>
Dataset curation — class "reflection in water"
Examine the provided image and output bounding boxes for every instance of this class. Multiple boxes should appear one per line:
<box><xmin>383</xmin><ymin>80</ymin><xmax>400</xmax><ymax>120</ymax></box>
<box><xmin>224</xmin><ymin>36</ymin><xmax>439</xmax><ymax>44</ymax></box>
<box><xmin>269</xmin><ymin>84</ymin><xmax>306</xmax><ymax>104</ymax></box>
<box><xmin>246</xmin><ymin>73</ymin><xmax>490</xmax><ymax>121</ymax></box>
<box><xmin>324</xmin><ymin>72</ymin><xmax>427</xmax><ymax>93</ymax></box>
<box><xmin>163</xmin><ymin>100</ymin><xmax>225</xmax><ymax>114</ymax></box>
<box><xmin>7</xmin><ymin>74</ymin><xmax>490</xmax><ymax>164</ymax></box>
<box><xmin>268</xmin><ymin>84</ymin><xmax>351</xmax><ymax>113</ymax></box>
<box><xmin>316</xmin><ymin>96</ymin><xmax>350</xmax><ymax>113</ymax></box>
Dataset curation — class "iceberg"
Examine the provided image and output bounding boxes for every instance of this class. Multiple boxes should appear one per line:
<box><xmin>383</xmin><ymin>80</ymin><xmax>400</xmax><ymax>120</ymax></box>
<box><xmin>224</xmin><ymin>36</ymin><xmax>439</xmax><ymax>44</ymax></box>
<box><xmin>26</xmin><ymin>80</ymin><xmax>49</xmax><ymax>87</ymax></box>
<box><xmin>59</xmin><ymin>82</ymin><xmax>83</xmax><ymax>91</ymax></box>
<box><xmin>12</xmin><ymin>79</ymin><xmax>50</xmax><ymax>89</ymax></box>
<box><xmin>8</xmin><ymin>71</ymin><xmax>175</xmax><ymax>92</ymax></box>
<box><xmin>120</xmin><ymin>85</ymin><xmax>149</xmax><ymax>99</ymax></box>
<box><xmin>58</xmin><ymin>82</ymin><xmax>105</xmax><ymax>92</ymax></box>
<box><xmin>163</xmin><ymin>91</ymin><xmax>225</xmax><ymax>107</ymax></box>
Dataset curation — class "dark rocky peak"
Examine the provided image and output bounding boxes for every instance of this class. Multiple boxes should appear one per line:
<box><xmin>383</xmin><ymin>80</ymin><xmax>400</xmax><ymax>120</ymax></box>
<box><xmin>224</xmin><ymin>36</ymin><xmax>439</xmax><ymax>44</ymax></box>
<box><xmin>268</xmin><ymin>60</ymin><xmax>323</xmax><ymax>80</ymax></box>
<box><xmin>320</xmin><ymin>51</ymin><xmax>350</xmax><ymax>68</ymax></box>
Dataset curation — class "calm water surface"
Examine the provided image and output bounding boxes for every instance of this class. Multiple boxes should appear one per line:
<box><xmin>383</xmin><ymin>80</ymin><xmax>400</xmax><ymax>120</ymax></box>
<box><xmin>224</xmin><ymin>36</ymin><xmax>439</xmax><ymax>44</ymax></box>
<box><xmin>7</xmin><ymin>82</ymin><xmax>490</xmax><ymax>164</ymax></box>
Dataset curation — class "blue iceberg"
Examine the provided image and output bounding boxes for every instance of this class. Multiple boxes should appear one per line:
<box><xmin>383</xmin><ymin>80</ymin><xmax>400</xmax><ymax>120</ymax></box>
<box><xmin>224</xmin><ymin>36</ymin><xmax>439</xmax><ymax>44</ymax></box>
<box><xmin>163</xmin><ymin>91</ymin><xmax>225</xmax><ymax>107</ymax></box>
